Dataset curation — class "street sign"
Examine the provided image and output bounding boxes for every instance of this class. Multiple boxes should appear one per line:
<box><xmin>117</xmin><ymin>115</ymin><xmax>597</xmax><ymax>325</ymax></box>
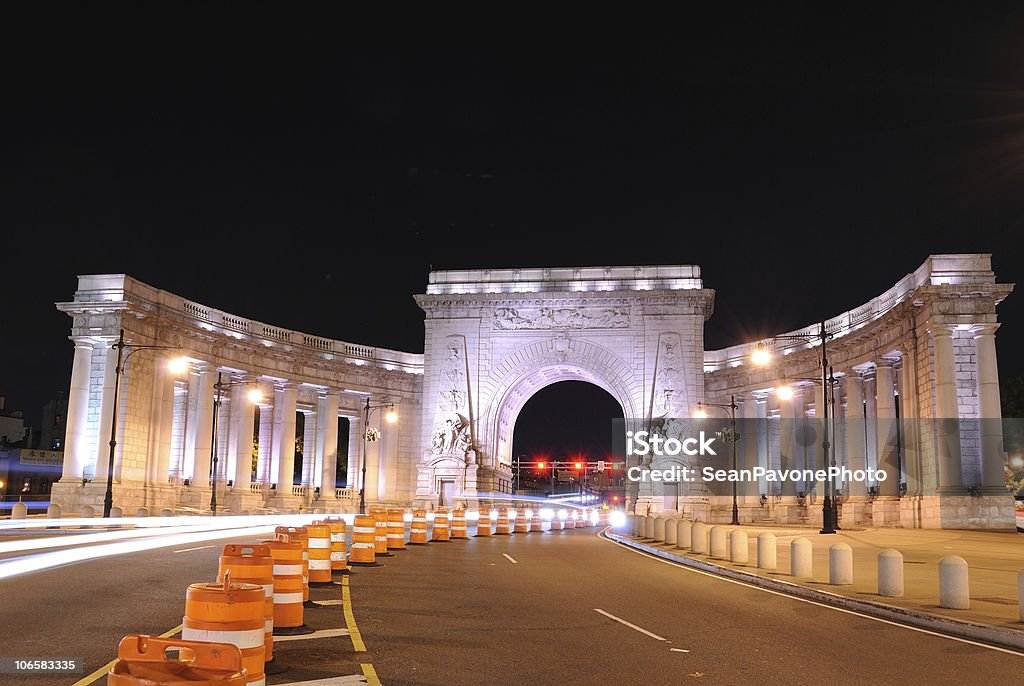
<box><xmin>597</xmin><ymin>460</ymin><xmax>606</xmax><ymax>472</ymax></box>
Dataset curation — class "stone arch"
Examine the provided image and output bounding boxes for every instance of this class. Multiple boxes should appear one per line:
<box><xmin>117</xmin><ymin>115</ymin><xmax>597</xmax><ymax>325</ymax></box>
<box><xmin>479</xmin><ymin>337</ymin><xmax>643</xmax><ymax>467</ymax></box>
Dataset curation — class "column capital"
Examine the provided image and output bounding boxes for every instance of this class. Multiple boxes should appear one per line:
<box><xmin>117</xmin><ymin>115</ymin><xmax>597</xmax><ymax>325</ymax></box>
<box><xmin>926</xmin><ymin>322</ymin><xmax>959</xmax><ymax>338</ymax></box>
<box><xmin>874</xmin><ymin>357</ymin><xmax>896</xmax><ymax>369</ymax></box>
<box><xmin>971</xmin><ymin>322</ymin><xmax>1000</xmax><ymax>338</ymax></box>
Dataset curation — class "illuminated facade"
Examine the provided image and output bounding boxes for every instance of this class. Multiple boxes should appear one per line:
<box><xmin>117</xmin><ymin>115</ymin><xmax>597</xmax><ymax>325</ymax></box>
<box><xmin>51</xmin><ymin>254</ymin><xmax>1015</xmax><ymax>529</ymax></box>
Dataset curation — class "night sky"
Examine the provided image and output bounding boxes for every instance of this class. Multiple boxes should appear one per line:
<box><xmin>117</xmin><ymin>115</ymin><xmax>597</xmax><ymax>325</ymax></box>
<box><xmin>4</xmin><ymin>6</ymin><xmax>1024</xmax><ymax>460</ymax></box>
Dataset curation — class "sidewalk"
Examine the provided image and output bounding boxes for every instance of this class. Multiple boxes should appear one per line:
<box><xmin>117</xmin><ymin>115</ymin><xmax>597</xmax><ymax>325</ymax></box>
<box><xmin>610</xmin><ymin>522</ymin><xmax>1024</xmax><ymax>648</ymax></box>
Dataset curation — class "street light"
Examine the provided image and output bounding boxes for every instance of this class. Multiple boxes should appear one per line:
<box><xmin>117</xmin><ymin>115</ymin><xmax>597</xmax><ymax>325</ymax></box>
<box><xmin>359</xmin><ymin>397</ymin><xmax>397</xmax><ymax>514</ymax></box>
<box><xmin>209</xmin><ymin>372</ymin><xmax>263</xmax><ymax>515</ymax></box>
<box><xmin>103</xmin><ymin>329</ymin><xmax>185</xmax><ymax>518</ymax></box>
<box><xmin>695</xmin><ymin>395</ymin><xmax>740</xmax><ymax>525</ymax></box>
<box><xmin>752</xmin><ymin>321</ymin><xmax>839</xmax><ymax>534</ymax></box>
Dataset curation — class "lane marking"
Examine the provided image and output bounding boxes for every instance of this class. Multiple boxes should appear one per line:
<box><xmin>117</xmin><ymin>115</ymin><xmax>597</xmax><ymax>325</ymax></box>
<box><xmin>315</xmin><ymin>599</ymin><xmax>344</xmax><ymax>606</ymax></box>
<box><xmin>274</xmin><ymin>676</ymin><xmax>368</xmax><ymax>685</ymax></box>
<box><xmin>341</xmin><ymin>575</ymin><xmax>367</xmax><ymax>652</ymax></box>
<box><xmin>670</xmin><ymin>648</ymin><xmax>690</xmax><ymax>653</ymax></box>
<box><xmin>72</xmin><ymin>624</ymin><xmax>182</xmax><ymax>686</ymax></box>
<box><xmin>273</xmin><ymin>627</ymin><xmax>350</xmax><ymax>642</ymax></box>
<box><xmin>362</xmin><ymin>662</ymin><xmax>382</xmax><ymax>686</ymax></box>
<box><xmin>593</xmin><ymin>608</ymin><xmax>667</xmax><ymax>641</ymax></box>
<box><xmin>601</xmin><ymin>531</ymin><xmax>1024</xmax><ymax>657</ymax></box>
<box><xmin>171</xmin><ymin>545</ymin><xmax>215</xmax><ymax>554</ymax></box>
<box><xmin>502</xmin><ymin>553</ymin><xmax>518</xmax><ymax>564</ymax></box>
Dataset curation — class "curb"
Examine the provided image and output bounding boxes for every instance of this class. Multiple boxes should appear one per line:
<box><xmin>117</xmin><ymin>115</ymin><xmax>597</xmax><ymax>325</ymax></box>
<box><xmin>604</xmin><ymin>530</ymin><xmax>1024</xmax><ymax>653</ymax></box>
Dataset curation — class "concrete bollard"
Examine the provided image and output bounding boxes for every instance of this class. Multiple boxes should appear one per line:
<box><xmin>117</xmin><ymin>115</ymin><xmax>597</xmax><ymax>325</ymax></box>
<box><xmin>160</xmin><ymin>508</ymin><xmax>174</xmax><ymax>517</ymax></box>
<box><xmin>829</xmin><ymin>543</ymin><xmax>854</xmax><ymax>585</ymax></box>
<box><xmin>81</xmin><ymin>505</ymin><xmax>95</xmax><ymax>518</ymax></box>
<box><xmin>878</xmin><ymin>549</ymin><xmax>904</xmax><ymax>597</ymax></box>
<box><xmin>665</xmin><ymin>519</ymin><xmax>678</xmax><ymax>545</ymax></box>
<box><xmin>1018</xmin><ymin>571</ymin><xmax>1024</xmax><ymax>622</ymax></box>
<box><xmin>135</xmin><ymin>507</ymin><xmax>149</xmax><ymax>517</ymax></box>
<box><xmin>730</xmin><ymin>530</ymin><xmax>748</xmax><ymax>564</ymax></box>
<box><xmin>47</xmin><ymin>504</ymin><xmax>62</xmax><ymax>518</ymax></box>
<box><xmin>938</xmin><ymin>555</ymin><xmax>970</xmax><ymax>609</ymax></box>
<box><xmin>791</xmin><ymin>537</ymin><xmax>813</xmax><ymax>578</ymax></box>
<box><xmin>109</xmin><ymin>506</ymin><xmax>123</xmax><ymax>518</ymax></box>
<box><xmin>12</xmin><ymin>502</ymin><xmax>28</xmax><ymax>519</ymax></box>
<box><xmin>691</xmin><ymin>522</ymin><xmax>708</xmax><ymax>554</ymax></box>
<box><xmin>757</xmin><ymin>532</ymin><xmax>777</xmax><ymax>570</ymax></box>
<box><xmin>677</xmin><ymin>519</ymin><xmax>692</xmax><ymax>549</ymax></box>
<box><xmin>654</xmin><ymin>517</ymin><xmax>667</xmax><ymax>542</ymax></box>
<box><xmin>644</xmin><ymin>516</ymin><xmax>655</xmax><ymax>539</ymax></box>
<box><xmin>709</xmin><ymin>526</ymin><xmax>728</xmax><ymax>559</ymax></box>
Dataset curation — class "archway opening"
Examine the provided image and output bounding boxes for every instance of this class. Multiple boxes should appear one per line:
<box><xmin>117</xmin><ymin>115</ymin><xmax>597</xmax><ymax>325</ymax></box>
<box><xmin>510</xmin><ymin>380</ymin><xmax>625</xmax><ymax>504</ymax></box>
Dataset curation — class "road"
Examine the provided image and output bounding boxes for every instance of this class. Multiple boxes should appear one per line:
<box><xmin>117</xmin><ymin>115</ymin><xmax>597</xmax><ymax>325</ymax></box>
<box><xmin>0</xmin><ymin>523</ymin><xmax>1022</xmax><ymax>685</ymax></box>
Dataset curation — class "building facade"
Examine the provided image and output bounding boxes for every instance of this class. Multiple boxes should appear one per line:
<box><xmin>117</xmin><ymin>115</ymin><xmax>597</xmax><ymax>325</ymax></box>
<box><xmin>50</xmin><ymin>254</ymin><xmax>1015</xmax><ymax>529</ymax></box>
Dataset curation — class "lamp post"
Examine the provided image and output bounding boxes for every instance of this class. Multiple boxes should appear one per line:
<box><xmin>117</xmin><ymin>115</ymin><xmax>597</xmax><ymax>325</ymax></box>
<box><xmin>359</xmin><ymin>397</ymin><xmax>397</xmax><ymax>514</ymax></box>
<box><xmin>753</xmin><ymin>321</ymin><xmax>838</xmax><ymax>534</ymax></box>
<box><xmin>695</xmin><ymin>395</ymin><xmax>740</xmax><ymax>525</ymax></box>
<box><xmin>208</xmin><ymin>373</ymin><xmax>263</xmax><ymax>515</ymax></box>
<box><xmin>102</xmin><ymin>329</ymin><xmax>185</xmax><ymax>518</ymax></box>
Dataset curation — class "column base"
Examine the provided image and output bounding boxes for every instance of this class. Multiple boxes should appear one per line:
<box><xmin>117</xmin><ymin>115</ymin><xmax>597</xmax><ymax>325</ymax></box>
<box><xmin>918</xmin><ymin>494</ymin><xmax>1016</xmax><ymax>530</ymax></box>
<box><xmin>840</xmin><ymin>497</ymin><xmax>874</xmax><ymax>526</ymax></box>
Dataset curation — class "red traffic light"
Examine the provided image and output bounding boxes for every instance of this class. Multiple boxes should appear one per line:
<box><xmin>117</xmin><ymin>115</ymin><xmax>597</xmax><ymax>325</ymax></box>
<box><xmin>574</xmin><ymin>461</ymin><xmax>583</xmax><ymax>470</ymax></box>
<box><xmin>612</xmin><ymin>495</ymin><xmax>620</xmax><ymax>502</ymax></box>
<box><xmin>537</xmin><ymin>461</ymin><xmax>546</xmax><ymax>470</ymax></box>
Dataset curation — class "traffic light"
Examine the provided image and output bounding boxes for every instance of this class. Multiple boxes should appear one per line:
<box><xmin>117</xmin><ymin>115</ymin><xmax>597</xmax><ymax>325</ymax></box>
<box><xmin>612</xmin><ymin>495</ymin><xmax>620</xmax><ymax>503</ymax></box>
<box><xmin>574</xmin><ymin>461</ymin><xmax>583</xmax><ymax>470</ymax></box>
<box><xmin>537</xmin><ymin>461</ymin><xmax>546</xmax><ymax>470</ymax></box>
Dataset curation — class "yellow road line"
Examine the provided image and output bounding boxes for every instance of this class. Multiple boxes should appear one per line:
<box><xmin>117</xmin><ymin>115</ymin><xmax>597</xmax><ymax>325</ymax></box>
<box><xmin>72</xmin><ymin>624</ymin><xmax>183</xmax><ymax>686</ymax></box>
<box><xmin>341</xmin><ymin>576</ymin><xmax>366</xmax><ymax>652</ymax></box>
<box><xmin>361</xmin><ymin>662</ymin><xmax>382</xmax><ymax>685</ymax></box>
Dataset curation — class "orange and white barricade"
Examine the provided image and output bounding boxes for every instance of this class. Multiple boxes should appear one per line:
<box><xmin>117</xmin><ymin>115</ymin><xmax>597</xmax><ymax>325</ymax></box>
<box><xmin>386</xmin><ymin>508</ymin><xmax>406</xmax><ymax>550</ymax></box>
<box><xmin>495</xmin><ymin>507</ymin><xmax>511</xmax><ymax>535</ymax></box>
<box><xmin>306</xmin><ymin>522</ymin><xmax>333</xmax><ymax>585</ymax></box>
<box><xmin>371</xmin><ymin>507</ymin><xmax>390</xmax><ymax>556</ymax></box>
<box><xmin>432</xmin><ymin>508</ymin><xmax>451</xmax><ymax>541</ymax></box>
<box><xmin>450</xmin><ymin>509</ymin><xmax>469</xmax><ymax>539</ymax></box>
<box><xmin>322</xmin><ymin>517</ymin><xmax>349</xmax><ymax>574</ymax></box>
<box><xmin>410</xmin><ymin>509</ymin><xmax>428</xmax><ymax>544</ymax></box>
<box><xmin>350</xmin><ymin>514</ymin><xmax>378</xmax><ymax>566</ymax></box>
<box><xmin>182</xmin><ymin>572</ymin><xmax>266</xmax><ymax>686</ymax></box>
<box><xmin>219</xmin><ymin>544</ymin><xmax>274</xmax><ymax>663</ymax></box>
<box><xmin>475</xmin><ymin>509</ymin><xmax>493</xmax><ymax>537</ymax></box>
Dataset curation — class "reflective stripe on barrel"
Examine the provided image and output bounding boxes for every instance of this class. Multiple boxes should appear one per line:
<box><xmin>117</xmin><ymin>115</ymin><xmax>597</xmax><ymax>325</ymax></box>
<box><xmin>450</xmin><ymin>509</ymin><xmax>468</xmax><ymax>539</ymax></box>
<box><xmin>410</xmin><ymin>509</ymin><xmax>428</xmax><ymax>544</ymax></box>
<box><xmin>350</xmin><ymin>514</ymin><xmax>377</xmax><ymax>565</ymax></box>
<box><xmin>306</xmin><ymin>523</ymin><xmax>332</xmax><ymax>583</ymax></box>
<box><xmin>218</xmin><ymin>544</ymin><xmax>275</xmax><ymax>662</ymax></box>
<box><xmin>513</xmin><ymin>509</ymin><xmax>529</xmax><ymax>533</ymax></box>
<box><xmin>432</xmin><ymin>509</ymin><xmax>450</xmax><ymax>541</ymax></box>
<box><xmin>529</xmin><ymin>510</ymin><xmax>543</xmax><ymax>532</ymax></box>
<box><xmin>386</xmin><ymin>508</ymin><xmax>406</xmax><ymax>550</ymax></box>
<box><xmin>182</xmin><ymin>576</ymin><xmax>266</xmax><ymax>686</ymax></box>
<box><xmin>262</xmin><ymin>538</ymin><xmax>304</xmax><ymax>629</ymax></box>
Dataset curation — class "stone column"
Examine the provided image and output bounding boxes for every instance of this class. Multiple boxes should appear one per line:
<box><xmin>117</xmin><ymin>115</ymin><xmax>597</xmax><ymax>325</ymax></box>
<box><xmin>93</xmin><ymin>343</ymin><xmax>120</xmax><ymax>482</ymax></box>
<box><xmin>363</xmin><ymin>413</ymin><xmax>382</xmax><ymax>505</ymax></box>
<box><xmin>844</xmin><ymin>374</ymin><xmax>867</xmax><ymax>498</ymax></box>
<box><xmin>875</xmin><ymin>360</ymin><xmax>900</xmax><ymax>497</ymax></box>
<box><xmin>779</xmin><ymin>390</ymin><xmax>797</xmax><ymax>499</ymax></box>
<box><xmin>740</xmin><ymin>397</ymin><xmax>759</xmax><ymax>498</ymax></box>
<box><xmin>974</xmin><ymin>324</ymin><xmax>1006</xmax><ymax>492</ymax></box>
<box><xmin>318</xmin><ymin>392</ymin><xmax>340</xmax><ymax>495</ymax></box>
<box><xmin>233</xmin><ymin>386</ymin><xmax>257</xmax><ymax>491</ymax></box>
<box><xmin>275</xmin><ymin>384</ymin><xmax>298</xmax><ymax>493</ymax></box>
<box><xmin>151</xmin><ymin>357</ymin><xmax>175</xmax><ymax>486</ymax></box>
<box><xmin>61</xmin><ymin>342</ymin><xmax>94</xmax><ymax>481</ymax></box>
<box><xmin>190</xmin><ymin>369</ymin><xmax>216</xmax><ymax>488</ymax></box>
<box><xmin>863</xmin><ymin>368</ymin><xmax>878</xmax><ymax>477</ymax></box>
<box><xmin>756</xmin><ymin>396</ymin><xmax>769</xmax><ymax>496</ymax></box>
<box><xmin>897</xmin><ymin>353</ymin><xmax>921</xmax><ymax>495</ymax></box>
<box><xmin>931</xmin><ymin>325</ymin><xmax>964</xmax><ymax>492</ymax></box>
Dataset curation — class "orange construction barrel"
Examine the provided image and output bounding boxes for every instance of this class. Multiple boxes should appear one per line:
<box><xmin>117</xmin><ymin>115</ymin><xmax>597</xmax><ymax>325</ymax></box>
<box><xmin>386</xmin><ymin>508</ymin><xmax>406</xmax><ymax>550</ymax></box>
<box><xmin>322</xmin><ymin>517</ymin><xmax>349</xmax><ymax>574</ymax></box>
<box><xmin>218</xmin><ymin>544</ymin><xmax>274</xmax><ymax>663</ymax></box>
<box><xmin>599</xmin><ymin>507</ymin><xmax>610</xmax><ymax>525</ymax></box>
<box><xmin>275</xmin><ymin>526</ymin><xmax>310</xmax><ymax>604</ymax></box>
<box><xmin>432</xmin><ymin>508</ymin><xmax>450</xmax><ymax>541</ymax></box>
<box><xmin>182</xmin><ymin>572</ymin><xmax>266</xmax><ymax>686</ymax></box>
<box><xmin>513</xmin><ymin>508</ymin><xmax>529</xmax><ymax>534</ymax></box>
<box><xmin>261</xmin><ymin>538</ymin><xmax>311</xmax><ymax>635</ymax></box>
<box><xmin>371</xmin><ymin>507</ymin><xmax>392</xmax><ymax>556</ymax></box>
<box><xmin>450</xmin><ymin>509</ymin><xmax>469</xmax><ymax>539</ymax></box>
<box><xmin>529</xmin><ymin>510</ymin><xmax>544</xmax><ymax>533</ymax></box>
<box><xmin>409</xmin><ymin>509</ymin><xmax>428</xmax><ymax>544</ymax></box>
<box><xmin>475</xmin><ymin>509</ymin><xmax>492</xmax><ymax>537</ymax></box>
<box><xmin>108</xmin><ymin>634</ymin><xmax>247</xmax><ymax>686</ymax></box>
<box><xmin>349</xmin><ymin>514</ymin><xmax>379</xmax><ymax>566</ymax></box>
<box><xmin>306</xmin><ymin>522</ymin><xmax>333</xmax><ymax>586</ymax></box>
<box><xmin>495</xmin><ymin>508</ymin><xmax>511</xmax><ymax>535</ymax></box>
